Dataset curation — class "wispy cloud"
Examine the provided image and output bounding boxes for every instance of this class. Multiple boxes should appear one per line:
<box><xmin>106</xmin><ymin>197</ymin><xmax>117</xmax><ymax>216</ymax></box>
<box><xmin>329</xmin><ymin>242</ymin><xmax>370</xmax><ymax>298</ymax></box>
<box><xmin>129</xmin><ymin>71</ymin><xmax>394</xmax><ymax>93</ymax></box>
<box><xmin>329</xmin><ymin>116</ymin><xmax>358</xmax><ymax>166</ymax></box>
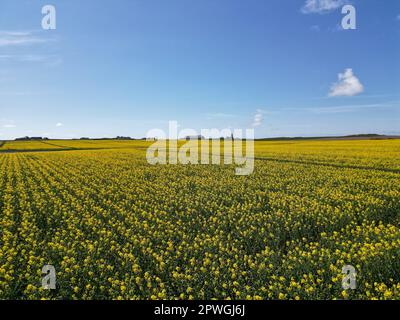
<box><xmin>397</xmin><ymin>14</ymin><xmax>400</xmax><ymax>21</ymax></box>
<box><xmin>0</xmin><ymin>54</ymin><xmax>53</xmax><ymax>62</ymax></box>
<box><xmin>0</xmin><ymin>91</ymin><xmax>33</xmax><ymax>96</ymax></box>
<box><xmin>301</xmin><ymin>0</ymin><xmax>348</xmax><ymax>14</ymax></box>
<box><xmin>329</xmin><ymin>68</ymin><xmax>364</xmax><ymax>97</ymax></box>
<box><xmin>56</xmin><ymin>122</ymin><xmax>64</xmax><ymax>127</ymax></box>
<box><xmin>0</xmin><ymin>31</ymin><xmax>51</xmax><ymax>47</ymax></box>
<box><xmin>305</xmin><ymin>102</ymin><xmax>398</xmax><ymax>114</ymax></box>
<box><xmin>0</xmin><ymin>31</ymin><xmax>31</xmax><ymax>37</ymax></box>
<box><xmin>206</xmin><ymin>112</ymin><xmax>237</xmax><ymax>120</ymax></box>
<box><xmin>0</xmin><ymin>54</ymin><xmax>62</xmax><ymax>68</ymax></box>
<box><xmin>1</xmin><ymin>119</ymin><xmax>17</xmax><ymax>128</ymax></box>
<box><xmin>252</xmin><ymin>109</ymin><xmax>264</xmax><ymax>127</ymax></box>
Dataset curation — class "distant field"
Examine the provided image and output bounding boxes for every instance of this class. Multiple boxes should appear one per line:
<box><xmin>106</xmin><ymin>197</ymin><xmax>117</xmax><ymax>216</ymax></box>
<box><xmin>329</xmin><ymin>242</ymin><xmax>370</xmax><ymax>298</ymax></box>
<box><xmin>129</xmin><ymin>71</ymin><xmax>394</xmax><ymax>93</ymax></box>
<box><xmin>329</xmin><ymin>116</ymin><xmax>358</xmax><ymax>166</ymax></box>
<box><xmin>0</xmin><ymin>139</ymin><xmax>399</xmax><ymax>299</ymax></box>
<box><xmin>0</xmin><ymin>140</ymin><xmax>146</xmax><ymax>151</ymax></box>
<box><xmin>1</xmin><ymin>139</ymin><xmax>399</xmax><ymax>171</ymax></box>
<box><xmin>255</xmin><ymin>139</ymin><xmax>400</xmax><ymax>171</ymax></box>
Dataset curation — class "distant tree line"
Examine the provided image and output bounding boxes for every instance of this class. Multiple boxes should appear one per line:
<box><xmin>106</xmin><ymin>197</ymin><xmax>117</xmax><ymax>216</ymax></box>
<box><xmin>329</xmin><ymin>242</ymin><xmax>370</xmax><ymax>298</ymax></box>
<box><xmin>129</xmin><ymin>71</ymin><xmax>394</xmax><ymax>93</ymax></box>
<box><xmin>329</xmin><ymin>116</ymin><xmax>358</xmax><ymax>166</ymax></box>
<box><xmin>15</xmin><ymin>136</ymin><xmax>49</xmax><ymax>141</ymax></box>
<box><xmin>78</xmin><ymin>136</ymin><xmax>137</xmax><ymax>140</ymax></box>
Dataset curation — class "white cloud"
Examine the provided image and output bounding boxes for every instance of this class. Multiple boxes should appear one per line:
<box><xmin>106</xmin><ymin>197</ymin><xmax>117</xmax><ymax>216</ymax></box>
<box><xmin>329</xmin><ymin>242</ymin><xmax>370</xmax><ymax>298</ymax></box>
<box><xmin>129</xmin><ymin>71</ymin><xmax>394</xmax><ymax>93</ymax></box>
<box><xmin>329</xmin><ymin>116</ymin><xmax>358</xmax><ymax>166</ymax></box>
<box><xmin>0</xmin><ymin>31</ymin><xmax>50</xmax><ymax>47</ymax></box>
<box><xmin>301</xmin><ymin>0</ymin><xmax>347</xmax><ymax>14</ymax></box>
<box><xmin>56</xmin><ymin>122</ymin><xmax>64</xmax><ymax>127</ymax></box>
<box><xmin>3</xmin><ymin>124</ymin><xmax>16</xmax><ymax>128</ymax></box>
<box><xmin>252</xmin><ymin>109</ymin><xmax>264</xmax><ymax>128</ymax></box>
<box><xmin>329</xmin><ymin>68</ymin><xmax>364</xmax><ymax>97</ymax></box>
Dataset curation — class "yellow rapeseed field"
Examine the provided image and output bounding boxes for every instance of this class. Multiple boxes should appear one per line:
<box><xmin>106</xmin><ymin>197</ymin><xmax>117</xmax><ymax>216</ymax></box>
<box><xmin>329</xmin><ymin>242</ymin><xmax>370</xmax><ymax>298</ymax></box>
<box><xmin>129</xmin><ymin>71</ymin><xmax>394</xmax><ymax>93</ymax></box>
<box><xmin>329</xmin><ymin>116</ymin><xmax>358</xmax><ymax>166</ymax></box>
<box><xmin>0</xmin><ymin>139</ymin><xmax>399</xmax><ymax>300</ymax></box>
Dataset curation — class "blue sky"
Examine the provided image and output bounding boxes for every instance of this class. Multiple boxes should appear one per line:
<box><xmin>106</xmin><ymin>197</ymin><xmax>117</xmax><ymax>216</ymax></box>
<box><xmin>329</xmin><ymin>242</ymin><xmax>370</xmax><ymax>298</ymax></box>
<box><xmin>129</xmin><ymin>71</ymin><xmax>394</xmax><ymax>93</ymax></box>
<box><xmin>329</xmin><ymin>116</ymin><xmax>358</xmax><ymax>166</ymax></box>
<box><xmin>0</xmin><ymin>0</ymin><xmax>399</xmax><ymax>139</ymax></box>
